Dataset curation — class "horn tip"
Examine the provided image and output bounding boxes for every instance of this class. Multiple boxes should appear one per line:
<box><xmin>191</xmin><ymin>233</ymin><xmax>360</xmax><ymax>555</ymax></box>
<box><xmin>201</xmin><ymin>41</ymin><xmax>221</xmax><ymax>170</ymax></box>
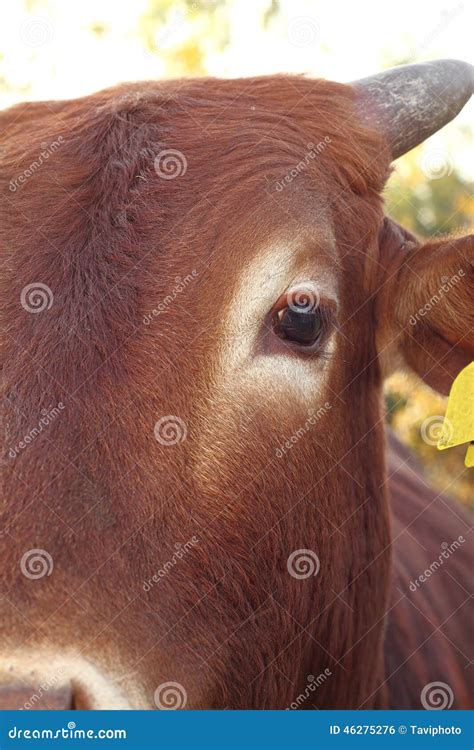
<box><xmin>352</xmin><ymin>58</ymin><xmax>473</xmax><ymax>160</ymax></box>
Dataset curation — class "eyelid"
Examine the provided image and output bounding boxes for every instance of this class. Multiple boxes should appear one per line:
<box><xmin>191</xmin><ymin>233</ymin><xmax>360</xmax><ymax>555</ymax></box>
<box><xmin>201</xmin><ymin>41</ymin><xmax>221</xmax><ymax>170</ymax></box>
<box><xmin>272</xmin><ymin>285</ymin><xmax>337</xmax><ymax>318</ymax></box>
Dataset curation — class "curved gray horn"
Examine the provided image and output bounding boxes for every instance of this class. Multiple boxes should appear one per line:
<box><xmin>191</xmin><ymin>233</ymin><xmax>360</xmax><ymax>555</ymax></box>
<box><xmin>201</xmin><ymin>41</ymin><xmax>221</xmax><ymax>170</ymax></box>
<box><xmin>353</xmin><ymin>59</ymin><xmax>473</xmax><ymax>159</ymax></box>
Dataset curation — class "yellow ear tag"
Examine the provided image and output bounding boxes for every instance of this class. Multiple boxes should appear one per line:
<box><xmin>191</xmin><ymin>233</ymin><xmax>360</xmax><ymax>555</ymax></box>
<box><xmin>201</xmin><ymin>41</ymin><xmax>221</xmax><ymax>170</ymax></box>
<box><xmin>437</xmin><ymin>361</ymin><xmax>474</xmax><ymax>468</ymax></box>
<box><xmin>465</xmin><ymin>442</ymin><xmax>474</xmax><ymax>468</ymax></box>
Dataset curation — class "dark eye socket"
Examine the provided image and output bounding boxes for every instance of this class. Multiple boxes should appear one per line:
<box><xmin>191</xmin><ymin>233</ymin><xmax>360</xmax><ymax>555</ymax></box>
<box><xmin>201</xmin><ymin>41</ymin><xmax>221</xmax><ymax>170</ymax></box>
<box><xmin>272</xmin><ymin>292</ymin><xmax>326</xmax><ymax>347</ymax></box>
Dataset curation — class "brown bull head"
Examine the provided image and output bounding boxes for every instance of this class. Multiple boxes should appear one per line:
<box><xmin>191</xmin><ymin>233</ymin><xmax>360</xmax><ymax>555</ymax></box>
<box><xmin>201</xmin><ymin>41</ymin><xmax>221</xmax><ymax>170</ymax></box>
<box><xmin>0</xmin><ymin>59</ymin><xmax>472</xmax><ymax>710</ymax></box>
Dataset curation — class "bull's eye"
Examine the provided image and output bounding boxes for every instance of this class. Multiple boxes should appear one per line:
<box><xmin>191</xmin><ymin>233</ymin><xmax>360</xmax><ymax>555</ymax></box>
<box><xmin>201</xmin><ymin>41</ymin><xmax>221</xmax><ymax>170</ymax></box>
<box><xmin>272</xmin><ymin>289</ymin><xmax>325</xmax><ymax>347</ymax></box>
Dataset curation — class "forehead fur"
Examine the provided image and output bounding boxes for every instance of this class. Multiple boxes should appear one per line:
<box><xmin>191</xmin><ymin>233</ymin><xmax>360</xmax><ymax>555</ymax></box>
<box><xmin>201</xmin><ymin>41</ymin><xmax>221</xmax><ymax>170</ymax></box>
<box><xmin>1</xmin><ymin>74</ymin><xmax>389</xmax><ymax>209</ymax></box>
<box><xmin>1</xmin><ymin>73</ymin><xmax>390</xmax><ymax>299</ymax></box>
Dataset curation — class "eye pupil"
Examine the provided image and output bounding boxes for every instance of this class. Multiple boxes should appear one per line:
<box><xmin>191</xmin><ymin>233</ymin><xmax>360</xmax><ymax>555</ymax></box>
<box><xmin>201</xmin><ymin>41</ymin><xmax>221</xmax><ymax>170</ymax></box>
<box><xmin>273</xmin><ymin>305</ymin><xmax>323</xmax><ymax>346</ymax></box>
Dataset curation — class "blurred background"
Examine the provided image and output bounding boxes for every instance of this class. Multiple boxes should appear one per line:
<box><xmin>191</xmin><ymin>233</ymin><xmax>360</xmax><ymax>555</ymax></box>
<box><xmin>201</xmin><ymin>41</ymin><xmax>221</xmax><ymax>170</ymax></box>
<box><xmin>1</xmin><ymin>0</ymin><xmax>472</xmax><ymax>506</ymax></box>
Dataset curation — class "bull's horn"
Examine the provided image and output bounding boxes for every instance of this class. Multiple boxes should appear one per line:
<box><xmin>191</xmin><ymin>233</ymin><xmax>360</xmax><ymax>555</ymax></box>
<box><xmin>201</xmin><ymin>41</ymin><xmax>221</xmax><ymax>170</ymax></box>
<box><xmin>353</xmin><ymin>59</ymin><xmax>473</xmax><ymax>159</ymax></box>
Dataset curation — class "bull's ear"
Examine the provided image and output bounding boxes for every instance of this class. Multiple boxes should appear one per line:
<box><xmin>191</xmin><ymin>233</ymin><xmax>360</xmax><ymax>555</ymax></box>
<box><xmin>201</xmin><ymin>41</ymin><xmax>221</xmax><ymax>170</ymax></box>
<box><xmin>376</xmin><ymin>218</ymin><xmax>473</xmax><ymax>395</ymax></box>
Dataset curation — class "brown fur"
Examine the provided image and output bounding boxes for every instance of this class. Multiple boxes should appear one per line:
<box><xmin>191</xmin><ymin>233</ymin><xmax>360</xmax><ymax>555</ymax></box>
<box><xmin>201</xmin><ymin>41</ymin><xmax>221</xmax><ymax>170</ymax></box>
<box><xmin>0</xmin><ymin>76</ymin><xmax>472</xmax><ymax>709</ymax></box>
